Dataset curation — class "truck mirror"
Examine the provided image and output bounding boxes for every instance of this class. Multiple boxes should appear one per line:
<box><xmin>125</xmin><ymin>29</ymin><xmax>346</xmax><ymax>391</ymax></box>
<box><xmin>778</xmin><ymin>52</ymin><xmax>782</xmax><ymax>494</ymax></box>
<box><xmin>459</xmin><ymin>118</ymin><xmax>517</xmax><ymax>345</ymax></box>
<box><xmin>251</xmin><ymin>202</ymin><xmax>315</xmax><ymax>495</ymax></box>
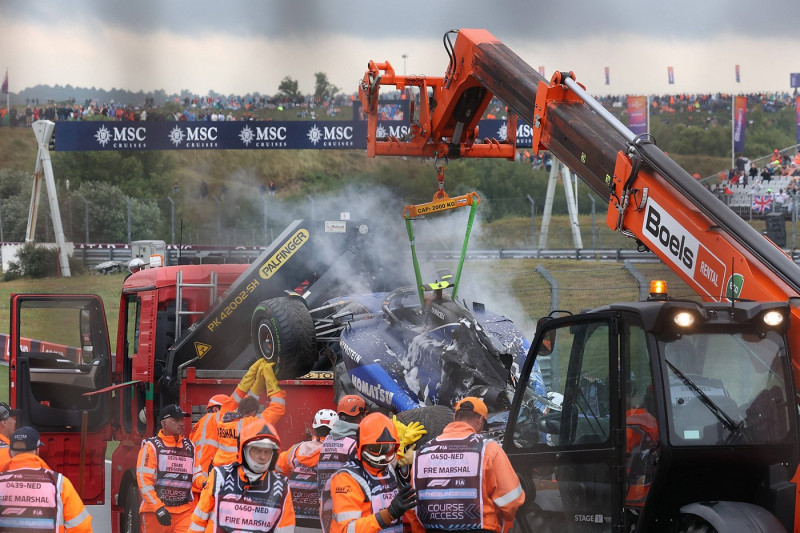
<box><xmin>80</xmin><ymin>308</ymin><xmax>94</xmax><ymax>362</ymax></box>
<box><xmin>535</xmin><ymin>317</ymin><xmax>556</xmax><ymax>356</ymax></box>
<box><xmin>539</xmin><ymin>330</ymin><xmax>555</xmax><ymax>356</ymax></box>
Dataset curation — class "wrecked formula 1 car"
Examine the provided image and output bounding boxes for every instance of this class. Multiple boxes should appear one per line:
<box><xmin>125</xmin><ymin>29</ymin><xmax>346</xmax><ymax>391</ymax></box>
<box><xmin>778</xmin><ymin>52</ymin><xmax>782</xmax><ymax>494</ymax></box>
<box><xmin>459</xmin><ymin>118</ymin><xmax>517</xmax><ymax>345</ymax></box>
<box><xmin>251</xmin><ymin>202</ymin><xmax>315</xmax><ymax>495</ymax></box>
<box><xmin>308</xmin><ymin>276</ymin><xmax>547</xmax><ymax>416</ymax></box>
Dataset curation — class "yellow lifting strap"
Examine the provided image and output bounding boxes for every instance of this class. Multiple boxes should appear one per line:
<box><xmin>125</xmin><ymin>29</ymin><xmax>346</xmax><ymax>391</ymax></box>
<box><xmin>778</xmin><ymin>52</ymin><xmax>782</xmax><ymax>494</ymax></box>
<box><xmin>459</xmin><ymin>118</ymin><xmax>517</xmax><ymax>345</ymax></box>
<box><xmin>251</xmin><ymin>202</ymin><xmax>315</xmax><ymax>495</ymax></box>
<box><xmin>403</xmin><ymin>191</ymin><xmax>481</xmax><ymax>219</ymax></box>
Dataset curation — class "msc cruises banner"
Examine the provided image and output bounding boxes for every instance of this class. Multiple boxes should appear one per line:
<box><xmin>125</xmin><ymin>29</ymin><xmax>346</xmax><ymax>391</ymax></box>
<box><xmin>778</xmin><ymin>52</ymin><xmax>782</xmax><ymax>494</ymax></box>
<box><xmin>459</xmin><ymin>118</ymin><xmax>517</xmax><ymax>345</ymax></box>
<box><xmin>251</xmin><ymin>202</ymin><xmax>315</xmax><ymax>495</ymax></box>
<box><xmin>54</xmin><ymin>119</ymin><xmax>534</xmax><ymax>151</ymax></box>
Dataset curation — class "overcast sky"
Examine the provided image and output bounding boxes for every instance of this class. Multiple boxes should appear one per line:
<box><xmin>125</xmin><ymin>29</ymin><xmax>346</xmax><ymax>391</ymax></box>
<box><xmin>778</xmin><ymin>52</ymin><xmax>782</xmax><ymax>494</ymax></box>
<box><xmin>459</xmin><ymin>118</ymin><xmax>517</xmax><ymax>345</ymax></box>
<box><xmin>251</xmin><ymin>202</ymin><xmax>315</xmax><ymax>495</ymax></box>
<box><xmin>1</xmin><ymin>0</ymin><xmax>798</xmax><ymax>98</ymax></box>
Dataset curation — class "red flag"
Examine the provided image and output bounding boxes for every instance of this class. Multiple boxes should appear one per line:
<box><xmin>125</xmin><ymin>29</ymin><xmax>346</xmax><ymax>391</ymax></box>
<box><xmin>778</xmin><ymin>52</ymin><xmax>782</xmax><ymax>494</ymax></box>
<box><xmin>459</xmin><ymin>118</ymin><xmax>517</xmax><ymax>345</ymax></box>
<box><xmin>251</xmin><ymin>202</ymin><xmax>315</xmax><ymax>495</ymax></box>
<box><xmin>1</xmin><ymin>69</ymin><xmax>7</xmax><ymax>95</ymax></box>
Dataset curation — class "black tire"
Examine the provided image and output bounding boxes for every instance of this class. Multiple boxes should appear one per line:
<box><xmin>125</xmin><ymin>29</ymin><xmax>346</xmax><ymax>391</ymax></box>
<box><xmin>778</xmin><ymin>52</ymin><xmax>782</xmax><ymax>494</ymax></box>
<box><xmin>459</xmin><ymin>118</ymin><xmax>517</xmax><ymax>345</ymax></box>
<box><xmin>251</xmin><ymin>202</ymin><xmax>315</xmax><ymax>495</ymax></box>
<box><xmin>251</xmin><ymin>297</ymin><xmax>316</xmax><ymax>380</ymax></box>
<box><xmin>121</xmin><ymin>483</ymin><xmax>141</xmax><ymax>533</ymax></box>
<box><xmin>396</xmin><ymin>405</ymin><xmax>454</xmax><ymax>447</ymax></box>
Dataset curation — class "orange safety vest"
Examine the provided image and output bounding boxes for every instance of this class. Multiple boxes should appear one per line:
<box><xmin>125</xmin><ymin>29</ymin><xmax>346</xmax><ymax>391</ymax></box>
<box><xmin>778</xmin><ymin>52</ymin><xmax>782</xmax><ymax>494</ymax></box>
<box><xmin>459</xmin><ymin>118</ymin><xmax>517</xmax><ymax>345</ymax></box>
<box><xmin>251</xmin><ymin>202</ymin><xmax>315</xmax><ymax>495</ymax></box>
<box><xmin>0</xmin><ymin>453</ymin><xmax>92</xmax><ymax>533</ymax></box>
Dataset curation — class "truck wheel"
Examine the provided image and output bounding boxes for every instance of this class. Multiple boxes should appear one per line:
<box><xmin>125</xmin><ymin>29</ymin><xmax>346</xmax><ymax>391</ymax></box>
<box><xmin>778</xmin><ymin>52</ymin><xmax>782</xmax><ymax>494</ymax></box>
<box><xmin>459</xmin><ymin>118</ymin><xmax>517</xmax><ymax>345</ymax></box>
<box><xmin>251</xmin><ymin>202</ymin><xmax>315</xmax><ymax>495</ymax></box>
<box><xmin>121</xmin><ymin>485</ymin><xmax>140</xmax><ymax>533</ymax></box>
<box><xmin>251</xmin><ymin>297</ymin><xmax>316</xmax><ymax>380</ymax></box>
<box><xmin>396</xmin><ymin>405</ymin><xmax>454</xmax><ymax>447</ymax></box>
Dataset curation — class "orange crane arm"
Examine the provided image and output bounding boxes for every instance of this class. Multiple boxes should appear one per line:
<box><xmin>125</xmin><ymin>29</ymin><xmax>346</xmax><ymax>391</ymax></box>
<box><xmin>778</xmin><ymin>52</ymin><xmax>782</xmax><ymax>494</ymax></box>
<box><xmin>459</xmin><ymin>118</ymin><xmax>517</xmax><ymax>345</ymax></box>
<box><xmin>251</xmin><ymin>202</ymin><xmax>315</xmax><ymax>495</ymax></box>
<box><xmin>358</xmin><ymin>27</ymin><xmax>800</xmax><ymax>383</ymax></box>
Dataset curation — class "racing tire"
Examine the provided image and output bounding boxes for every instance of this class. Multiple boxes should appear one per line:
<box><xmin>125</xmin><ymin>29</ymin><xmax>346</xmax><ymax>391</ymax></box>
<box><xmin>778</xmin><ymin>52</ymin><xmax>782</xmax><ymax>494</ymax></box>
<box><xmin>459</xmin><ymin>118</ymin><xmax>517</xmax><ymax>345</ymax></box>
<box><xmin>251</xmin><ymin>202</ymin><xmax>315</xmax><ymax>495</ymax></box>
<box><xmin>396</xmin><ymin>405</ymin><xmax>454</xmax><ymax>447</ymax></box>
<box><xmin>251</xmin><ymin>297</ymin><xmax>316</xmax><ymax>380</ymax></box>
<box><xmin>121</xmin><ymin>483</ymin><xmax>140</xmax><ymax>533</ymax></box>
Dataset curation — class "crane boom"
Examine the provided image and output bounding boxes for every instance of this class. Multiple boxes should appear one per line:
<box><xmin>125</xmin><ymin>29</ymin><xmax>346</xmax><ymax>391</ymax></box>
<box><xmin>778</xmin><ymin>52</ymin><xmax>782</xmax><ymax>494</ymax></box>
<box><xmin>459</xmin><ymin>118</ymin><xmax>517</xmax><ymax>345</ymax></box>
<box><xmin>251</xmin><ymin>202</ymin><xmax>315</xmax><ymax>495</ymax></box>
<box><xmin>359</xmin><ymin>27</ymin><xmax>800</xmax><ymax>309</ymax></box>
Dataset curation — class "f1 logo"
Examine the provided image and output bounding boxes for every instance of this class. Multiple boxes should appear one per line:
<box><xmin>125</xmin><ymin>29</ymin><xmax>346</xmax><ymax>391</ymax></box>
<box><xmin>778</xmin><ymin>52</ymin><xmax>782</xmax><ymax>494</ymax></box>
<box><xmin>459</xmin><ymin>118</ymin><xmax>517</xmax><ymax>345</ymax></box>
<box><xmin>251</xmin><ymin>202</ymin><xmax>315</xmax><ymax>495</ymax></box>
<box><xmin>428</xmin><ymin>479</ymin><xmax>451</xmax><ymax>488</ymax></box>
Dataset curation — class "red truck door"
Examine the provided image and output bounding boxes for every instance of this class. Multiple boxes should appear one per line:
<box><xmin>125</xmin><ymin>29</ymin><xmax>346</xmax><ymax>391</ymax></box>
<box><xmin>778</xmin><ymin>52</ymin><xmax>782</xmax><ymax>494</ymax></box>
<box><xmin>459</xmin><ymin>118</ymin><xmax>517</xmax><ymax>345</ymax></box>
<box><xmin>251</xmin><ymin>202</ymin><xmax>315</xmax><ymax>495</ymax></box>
<box><xmin>9</xmin><ymin>294</ymin><xmax>114</xmax><ymax>505</ymax></box>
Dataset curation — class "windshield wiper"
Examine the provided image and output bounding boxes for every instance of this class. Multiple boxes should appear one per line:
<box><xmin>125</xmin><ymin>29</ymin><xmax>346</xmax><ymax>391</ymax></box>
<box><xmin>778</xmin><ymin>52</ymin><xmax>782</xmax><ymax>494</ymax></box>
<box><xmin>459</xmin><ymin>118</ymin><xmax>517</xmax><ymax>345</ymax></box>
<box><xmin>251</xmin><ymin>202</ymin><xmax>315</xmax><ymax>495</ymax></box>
<box><xmin>665</xmin><ymin>359</ymin><xmax>742</xmax><ymax>435</ymax></box>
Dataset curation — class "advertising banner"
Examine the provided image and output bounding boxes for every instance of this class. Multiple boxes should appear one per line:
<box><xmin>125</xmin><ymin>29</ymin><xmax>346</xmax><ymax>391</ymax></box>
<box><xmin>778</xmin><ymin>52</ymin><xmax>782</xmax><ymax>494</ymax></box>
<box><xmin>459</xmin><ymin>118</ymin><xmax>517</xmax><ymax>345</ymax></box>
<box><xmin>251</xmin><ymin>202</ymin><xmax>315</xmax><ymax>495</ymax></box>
<box><xmin>627</xmin><ymin>96</ymin><xmax>648</xmax><ymax>135</ymax></box>
<box><xmin>733</xmin><ymin>95</ymin><xmax>747</xmax><ymax>154</ymax></box>
<box><xmin>54</xmin><ymin>118</ymin><xmax>535</xmax><ymax>151</ymax></box>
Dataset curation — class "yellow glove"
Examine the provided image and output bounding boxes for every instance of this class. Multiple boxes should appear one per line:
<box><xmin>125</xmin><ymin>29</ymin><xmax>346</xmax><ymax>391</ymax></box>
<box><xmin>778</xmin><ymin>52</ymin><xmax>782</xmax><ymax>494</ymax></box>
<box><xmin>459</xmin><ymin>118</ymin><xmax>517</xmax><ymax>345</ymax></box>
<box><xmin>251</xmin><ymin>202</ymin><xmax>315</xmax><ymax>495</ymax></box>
<box><xmin>239</xmin><ymin>359</ymin><xmax>265</xmax><ymax>391</ymax></box>
<box><xmin>392</xmin><ymin>415</ymin><xmax>408</xmax><ymax>444</ymax></box>
<box><xmin>401</xmin><ymin>421</ymin><xmax>426</xmax><ymax>449</ymax></box>
<box><xmin>250</xmin><ymin>365</ymin><xmax>267</xmax><ymax>396</ymax></box>
<box><xmin>263</xmin><ymin>362</ymin><xmax>281</xmax><ymax>396</ymax></box>
<box><xmin>397</xmin><ymin>443</ymin><xmax>416</xmax><ymax>468</ymax></box>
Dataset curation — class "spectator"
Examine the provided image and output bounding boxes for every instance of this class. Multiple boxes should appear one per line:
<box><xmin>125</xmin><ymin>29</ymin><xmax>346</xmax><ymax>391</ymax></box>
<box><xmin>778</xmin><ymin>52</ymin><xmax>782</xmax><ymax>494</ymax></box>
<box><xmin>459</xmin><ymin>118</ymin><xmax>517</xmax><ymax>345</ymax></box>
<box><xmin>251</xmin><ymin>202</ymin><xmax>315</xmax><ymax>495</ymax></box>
<box><xmin>269</xmin><ymin>180</ymin><xmax>277</xmax><ymax>195</ymax></box>
<box><xmin>200</xmin><ymin>180</ymin><xmax>208</xmax><ymax>200</ymax></box>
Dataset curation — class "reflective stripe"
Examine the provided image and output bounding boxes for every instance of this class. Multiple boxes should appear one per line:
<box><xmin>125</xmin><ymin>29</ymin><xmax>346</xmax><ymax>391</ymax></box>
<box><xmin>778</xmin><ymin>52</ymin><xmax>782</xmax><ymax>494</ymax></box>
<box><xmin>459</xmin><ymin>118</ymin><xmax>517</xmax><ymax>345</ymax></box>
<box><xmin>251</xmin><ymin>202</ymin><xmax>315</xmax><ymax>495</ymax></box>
<box><xmin>334</xmin><ymin>511</ymin><xmax>363</xmax><ymax>522</ymax></box>
<box><xmin>271</xmin><ymin>396</ymin><xmax>286</xmax><ymax>406</ymax></box>
<box><xmin>65</xmin><ymin>508</ymin><xmax>91</xmax><ymax>529</ymax></box>
<box><xmin>275</xmin><ymin>526</ymin><xmax>295</xmax><ymax>533</ymax></box>
<box><xmin>493</xmin><ymin>483</ymin><xmax>523</xmax><ymax>507</ymax></box>
<box><xmin>347</xmin><ymin>520</ymin><xmax>357</xmax><ymax>533</ymax></box>
<box><xmin>232</xmin><ymin>389</ymin><xmax>245</xmax><ymax>402</ymax></box>
<box><xmin>189</xmin><ymin>521</ymin><xmax>206</xmax><ymax>532</ymax></box>
<box><xmin>217</xmin><ymin>443</ymin><xmax>238</xmax><ymax>452</ymax></box>
<box><xmin>56</xmin><ymin>474</ymin><xmax>65</xmax><ymax>527</ymax></box>
<box><xmin>138</xmin><ymin>467</ymin><xmax>156</xmax><ymax>475</ymax></box>
<box><xmin>193</xmin><ymin>508</ymin><xmax>210</xmax><ymax>520</ymax></box>
<box><xmin>140</xmin><ymin>485</ymin><xmax>159</xmax><ymax>504</ymax></box>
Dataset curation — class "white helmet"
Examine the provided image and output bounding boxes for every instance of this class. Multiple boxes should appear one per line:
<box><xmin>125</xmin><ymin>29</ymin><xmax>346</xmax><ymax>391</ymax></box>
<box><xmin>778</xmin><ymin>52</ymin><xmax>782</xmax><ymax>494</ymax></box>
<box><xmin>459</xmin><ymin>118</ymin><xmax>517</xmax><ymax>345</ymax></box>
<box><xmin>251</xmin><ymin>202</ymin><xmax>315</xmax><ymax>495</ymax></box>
<box><xmin>128</xmin><ymin>258</ymin><xmax>146</xmax><ymax>274</ymax></box>
<box><xmin>312</xmin><ymin>409</ymin><xmax>339</xmax><ymax>430</ymax></box>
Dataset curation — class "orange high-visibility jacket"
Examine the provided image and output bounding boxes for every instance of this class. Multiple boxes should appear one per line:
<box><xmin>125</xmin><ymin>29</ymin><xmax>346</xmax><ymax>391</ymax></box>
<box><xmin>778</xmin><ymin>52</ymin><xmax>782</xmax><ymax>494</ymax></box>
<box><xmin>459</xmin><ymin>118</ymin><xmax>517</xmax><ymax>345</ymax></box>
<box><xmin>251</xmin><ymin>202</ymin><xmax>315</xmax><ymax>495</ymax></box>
<box><xmin>411</xmin><ymin>421</ymin><xmax>525</xmax><ymax>533</ymax></box>
<box><xmin>212</xmin><ymin>389</ymin><xmax>286</xmax><ymax>467</ymax></box>
<box><xmin>329</xmin><ymin>463</ymin><xmax>421</xmax><ymax>533</ymax></box>
<box><xmin>0</xmin><ymin>453</ymin><xmax>92</xmax><ymax>533</ymax></box>
<box><xmin>190</xmin><ymin>389</ymin><xmax>243</xmax><ymax>492</ymax></box>
<box><xmin>136</xmin><ymin>430</ymin><xmax>195</xmax><ymax>515</ymax></box>
<box><xmin>189</xmin><ymin>465</ymin><xmax>295</xmax><ymax>533</ymax></box>
<box><xmin>0</xmin><ymin>433</ymin><xmax>10</xmax><ymax>468</ymax></box>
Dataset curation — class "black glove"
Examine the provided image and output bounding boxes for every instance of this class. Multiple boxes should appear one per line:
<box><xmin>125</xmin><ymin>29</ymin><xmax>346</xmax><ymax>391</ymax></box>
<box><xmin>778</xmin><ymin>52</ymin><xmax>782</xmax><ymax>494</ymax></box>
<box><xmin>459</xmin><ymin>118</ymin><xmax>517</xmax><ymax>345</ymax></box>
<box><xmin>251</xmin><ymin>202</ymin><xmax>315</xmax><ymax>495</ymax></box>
<box><xmin>155</xmin><ymin>506</ymin><xmax>172</xmax><ymax>526</ymax></box>
<box><xmin>387</xmin><ymin>484</ymin><xmax>417</xmax><ymax>519</ymax></box>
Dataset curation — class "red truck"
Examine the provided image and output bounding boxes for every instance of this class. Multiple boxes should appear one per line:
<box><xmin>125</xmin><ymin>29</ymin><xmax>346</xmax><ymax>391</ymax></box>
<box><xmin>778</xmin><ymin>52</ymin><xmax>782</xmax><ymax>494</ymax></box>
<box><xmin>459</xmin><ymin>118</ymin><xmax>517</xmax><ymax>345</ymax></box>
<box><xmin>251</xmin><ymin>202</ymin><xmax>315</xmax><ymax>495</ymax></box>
<box><xmin>7</xmin><ymin>218</ymin><xmax>380</xmax><ymax>532</ymax></box>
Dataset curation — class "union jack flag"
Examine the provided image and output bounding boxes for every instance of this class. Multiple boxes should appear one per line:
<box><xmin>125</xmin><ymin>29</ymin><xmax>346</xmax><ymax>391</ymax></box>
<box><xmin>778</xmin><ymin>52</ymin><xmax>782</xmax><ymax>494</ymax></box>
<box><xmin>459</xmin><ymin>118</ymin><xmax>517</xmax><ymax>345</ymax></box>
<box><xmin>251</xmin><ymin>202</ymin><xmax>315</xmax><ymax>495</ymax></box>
<box><xmin>752</xmin><ymin>195</ymin><xmax>773</xmax><ymax>213</ymax></box>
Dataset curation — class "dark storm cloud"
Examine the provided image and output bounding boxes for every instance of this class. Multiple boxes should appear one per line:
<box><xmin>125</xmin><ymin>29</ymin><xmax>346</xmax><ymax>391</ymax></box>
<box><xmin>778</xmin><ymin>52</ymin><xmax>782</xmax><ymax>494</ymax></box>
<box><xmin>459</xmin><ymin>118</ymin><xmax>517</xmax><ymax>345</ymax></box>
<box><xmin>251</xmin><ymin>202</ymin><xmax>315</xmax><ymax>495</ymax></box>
<box><xmin>4</xmin><ymin>0</ymin><xmax>799</xmax><ymax>42</ymax></box>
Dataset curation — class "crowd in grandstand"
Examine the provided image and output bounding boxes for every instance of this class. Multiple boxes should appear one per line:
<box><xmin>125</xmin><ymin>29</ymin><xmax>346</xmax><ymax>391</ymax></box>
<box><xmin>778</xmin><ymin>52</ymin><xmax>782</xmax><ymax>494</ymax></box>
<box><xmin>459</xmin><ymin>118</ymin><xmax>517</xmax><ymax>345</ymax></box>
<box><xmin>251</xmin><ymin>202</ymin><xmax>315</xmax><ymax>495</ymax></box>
<box><xmin>714</xmin><ymin>149</ymin><xmax>800</xmax><ymax>213</ymax></box>
<box><xmin>1</xmin><ymin>89</ymin><xmax>797</xmax><ymax>128</ymax></box>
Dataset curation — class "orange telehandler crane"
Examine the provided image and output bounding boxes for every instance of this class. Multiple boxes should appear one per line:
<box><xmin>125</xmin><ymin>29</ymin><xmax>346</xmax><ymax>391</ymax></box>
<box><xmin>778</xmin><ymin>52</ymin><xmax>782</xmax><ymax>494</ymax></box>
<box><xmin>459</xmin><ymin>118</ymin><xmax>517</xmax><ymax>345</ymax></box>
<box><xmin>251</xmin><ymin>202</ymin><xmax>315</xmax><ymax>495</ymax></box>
<box><xmin>360</xmin><ymin>28</ymin><xmax>800</xmax><ymax>532</ymax></box>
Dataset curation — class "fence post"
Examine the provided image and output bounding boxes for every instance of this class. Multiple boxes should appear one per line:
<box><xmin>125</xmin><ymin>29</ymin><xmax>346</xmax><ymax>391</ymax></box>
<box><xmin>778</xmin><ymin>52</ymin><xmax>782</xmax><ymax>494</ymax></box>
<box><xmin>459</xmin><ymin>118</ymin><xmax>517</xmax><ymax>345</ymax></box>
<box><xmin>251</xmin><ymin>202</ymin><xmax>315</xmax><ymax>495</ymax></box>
<box><xmin>167</xmin><ymin>196</ymin><xmax>175</xmax><ymax>245</ymax></box>
<box><xmin>535</xmin><ymin>264</ymin><xmax>559</xmax><ymax>387</ymax></box>
<box><xmin>526</xmin><ymin>194</ymin><xmax>536</xmax><ymax>248</ymax></box>
<box><xmin>587</xmin><ymin>193</ymin><xmax>596</xmax><ymax>249</ymax></box>
<box><xmin>623</xmin><ymin>260</ymin><xmax>649</xmax><ymax>301</ymax></box>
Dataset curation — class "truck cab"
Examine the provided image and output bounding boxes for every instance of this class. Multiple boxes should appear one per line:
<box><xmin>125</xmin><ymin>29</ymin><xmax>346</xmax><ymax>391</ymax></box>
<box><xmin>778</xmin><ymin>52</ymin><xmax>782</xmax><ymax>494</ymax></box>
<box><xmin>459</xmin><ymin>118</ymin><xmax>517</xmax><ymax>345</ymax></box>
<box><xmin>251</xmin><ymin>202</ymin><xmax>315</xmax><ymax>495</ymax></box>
<box><xmin>505</xmin><ymin>294</ymin><xmax>798</xmax><ymax>532</ymax></box>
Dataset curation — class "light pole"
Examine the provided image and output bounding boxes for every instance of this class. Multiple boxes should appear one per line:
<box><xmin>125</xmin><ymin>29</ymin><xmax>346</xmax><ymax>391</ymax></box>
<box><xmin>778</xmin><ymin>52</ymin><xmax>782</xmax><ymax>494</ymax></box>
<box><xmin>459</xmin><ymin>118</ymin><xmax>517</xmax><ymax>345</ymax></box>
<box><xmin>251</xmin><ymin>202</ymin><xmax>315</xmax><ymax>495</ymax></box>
<box><xmin>402</xmin><ymin>54</ymin><xmax>408</xmax><ymax>76</ymax></box>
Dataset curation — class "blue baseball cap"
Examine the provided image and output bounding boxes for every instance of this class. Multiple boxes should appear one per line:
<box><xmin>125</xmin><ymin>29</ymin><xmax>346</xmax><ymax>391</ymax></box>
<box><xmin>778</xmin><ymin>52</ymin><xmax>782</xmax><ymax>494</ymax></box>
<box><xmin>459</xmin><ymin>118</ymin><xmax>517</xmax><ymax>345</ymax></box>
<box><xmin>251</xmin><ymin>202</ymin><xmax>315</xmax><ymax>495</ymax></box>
<box><xmin>11</xmin><ymin>426</ymin><xmax>44</xmax><ymax>452</ymax></box>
